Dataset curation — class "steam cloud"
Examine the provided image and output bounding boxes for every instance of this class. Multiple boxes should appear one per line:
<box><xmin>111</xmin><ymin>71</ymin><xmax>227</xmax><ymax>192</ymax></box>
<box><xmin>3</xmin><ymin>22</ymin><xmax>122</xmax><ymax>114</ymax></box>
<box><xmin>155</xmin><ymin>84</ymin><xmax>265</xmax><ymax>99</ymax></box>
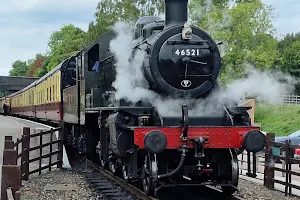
<box><xmin>109</xmin><ymin>21</ymin><xmax>297</xmax><ymax>117</ymax></box>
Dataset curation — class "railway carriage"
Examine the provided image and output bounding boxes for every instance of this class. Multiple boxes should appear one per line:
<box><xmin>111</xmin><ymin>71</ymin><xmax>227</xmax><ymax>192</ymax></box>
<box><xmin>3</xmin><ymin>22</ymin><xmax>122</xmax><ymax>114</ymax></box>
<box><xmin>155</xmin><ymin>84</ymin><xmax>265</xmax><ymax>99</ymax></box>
<box><xmin>34</xmin><ymin>65</ymin><xmax>62</xmax><ymax>121</ymax></box>
<box><xmin>2</xmin><ymin>0</ymin><xmax>266</xmax><ymax>197</ymax></box>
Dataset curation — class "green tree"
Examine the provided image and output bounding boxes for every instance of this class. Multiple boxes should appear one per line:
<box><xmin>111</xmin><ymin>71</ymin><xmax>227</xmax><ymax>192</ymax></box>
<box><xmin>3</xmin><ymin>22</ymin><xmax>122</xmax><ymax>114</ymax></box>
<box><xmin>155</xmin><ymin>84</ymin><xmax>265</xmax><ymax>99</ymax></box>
<box><xmin>280</xmin><ymin>40</ymin><xmax>300</xmax><ymax>76</ymax></box>
<box><xmin>277</xmin><ymin>32</ymin><xmax>300</xmax><ymax>54</ymax></box>
<box><xmin>46</xmin><ymin>24</ymin><xmax>86</xmax><ymax>71</ymax></box>
<box><xmin>0</xmin><ymin>92</ymin><xmax>9</xmax><ymax>98</ymax></box>
<box><xmin>189</xmin><ymin>0</ymin><xmax>278</xmax><ymax>85</ymax></box>
<box><xmin>275</xmin><ymin>32</ymin><xmax>300</xmax><ymax>69</ymax></box>
<box><xmin>26</xmin><ymin>53</ymin><xmax>47</xmax><ymax>77</ymax></box>
<box><xmin>36</xmin><ymin>57</ymin><xmax>50</xmax><ymax>77</ymax></box>
<box><xmin>9</xmin><ymin>60</ymin><xmax>29</xmax><ymax>76</ymax></box>
<box><xmin>85</xmin><ymin>0</ymin><xmax>164</xmax><ymax>44</ymax></box>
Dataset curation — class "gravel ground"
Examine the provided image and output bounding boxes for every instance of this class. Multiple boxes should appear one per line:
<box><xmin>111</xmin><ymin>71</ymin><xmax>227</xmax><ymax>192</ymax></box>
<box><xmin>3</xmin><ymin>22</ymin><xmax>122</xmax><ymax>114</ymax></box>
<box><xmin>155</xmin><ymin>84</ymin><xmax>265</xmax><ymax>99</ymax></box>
<box><xmin>21</xmin><ymin>168</ymin><xmax>100</xmax><ymax>200</ymax></box>
<box><xmin>20</xmin><ymin>167</ymin><xmax>300</xmax><ymax>200</ymax></box>
<box><xmin>236</xmin><ymin>178</ymin><xmax>299</xmax><ymax>200</ymax></box>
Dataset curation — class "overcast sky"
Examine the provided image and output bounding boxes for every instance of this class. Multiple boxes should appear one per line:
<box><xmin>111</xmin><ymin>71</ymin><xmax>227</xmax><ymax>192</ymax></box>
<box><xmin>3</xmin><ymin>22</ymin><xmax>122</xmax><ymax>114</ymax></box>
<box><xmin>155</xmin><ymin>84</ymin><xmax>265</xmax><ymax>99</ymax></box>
<box><xmin>0</xmin><ymin>0</ymin><xmax>299</xmax><ymax>76</ymax></box>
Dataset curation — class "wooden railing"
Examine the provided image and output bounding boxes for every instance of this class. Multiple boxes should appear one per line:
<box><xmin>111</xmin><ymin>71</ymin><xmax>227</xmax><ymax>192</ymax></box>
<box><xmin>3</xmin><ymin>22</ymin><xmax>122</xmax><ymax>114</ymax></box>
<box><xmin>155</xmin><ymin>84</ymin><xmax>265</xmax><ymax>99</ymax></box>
<box><xmin>239</xmin><ymin>133</ymin><xmax>300</xmax><ymax>197</ymax></box>
<box><xmin>264</xmin><ymin>133</ymin><xmax>300</xmax><ymax>196</ymax></box>
<box><xmin>1</xmin><ymin>136</ymin><xmax>20</xmax><ymax>200</ymax></box>
<box><xmin>258</xmin><ymin>94</ymin><xmax>300</xmax><ymax>105</ymax></box>
<box><xmin>1</xmin><ymin>127</ymin><xmax>64</xmax><ymax>200</ymax></box>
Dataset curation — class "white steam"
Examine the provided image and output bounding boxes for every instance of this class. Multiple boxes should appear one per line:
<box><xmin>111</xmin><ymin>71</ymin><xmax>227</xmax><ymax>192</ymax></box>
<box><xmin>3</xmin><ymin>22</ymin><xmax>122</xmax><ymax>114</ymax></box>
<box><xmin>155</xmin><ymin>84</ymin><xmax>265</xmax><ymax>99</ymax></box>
<box><xmin>109</xmin><ymin>21</ymin><xmax>297</xmax><ymax>117</ymax></box>
<box><xmin>109</xmin><ymin>22</ymin><xmax>154</xmax><ymax>103</ymax></box>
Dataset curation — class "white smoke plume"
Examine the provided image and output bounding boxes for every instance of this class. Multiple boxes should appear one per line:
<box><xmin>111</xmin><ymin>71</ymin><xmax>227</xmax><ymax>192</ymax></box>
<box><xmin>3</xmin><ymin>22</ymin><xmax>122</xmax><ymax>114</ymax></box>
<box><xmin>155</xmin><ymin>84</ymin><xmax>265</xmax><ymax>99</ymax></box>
<box><xmin>109</xmin><ymin>22</ymin><xmax>156</xmax><ymax>103</ymax></box>
<box><xmin>109</xmin><ymin>21</ymin><xmax>297</xmax><ymax>117</ymax></box>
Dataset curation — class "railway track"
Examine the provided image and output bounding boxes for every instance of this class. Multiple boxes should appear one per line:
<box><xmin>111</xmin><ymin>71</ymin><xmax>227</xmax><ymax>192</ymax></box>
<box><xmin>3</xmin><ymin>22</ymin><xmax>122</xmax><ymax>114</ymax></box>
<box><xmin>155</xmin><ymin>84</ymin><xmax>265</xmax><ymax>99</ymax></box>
<box><xmin>69</xmin><ymin>154</ymin><xmax>156</xmax><ymax>200</ymax></box>
<box><xmin>69</xmin><ymin>153</ymin><xmax>245</xmax><ymax>200</ymax></box>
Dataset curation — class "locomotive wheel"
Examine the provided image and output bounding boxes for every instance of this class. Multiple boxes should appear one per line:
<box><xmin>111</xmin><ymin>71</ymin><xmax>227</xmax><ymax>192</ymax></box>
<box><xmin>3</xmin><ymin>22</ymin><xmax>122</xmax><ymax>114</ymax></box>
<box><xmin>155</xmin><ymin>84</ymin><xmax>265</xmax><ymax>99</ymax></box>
<box><xmin>122</xmin><ymin>164</ymin><xmax>130</xmax><ymax>182</ymax></box>
<box><xmin>109</xmin><ymin>161</ymin><xmax>117</xmax><ymax>174</ymax></box>
<box><xmin>142</xmin><ymin>153</ymin><xmax>157</xmax><ymax>196</ymax></box>
<box><xmin>72</xmin><ymin>137</ymin><xmax>77</xmax><ymax>149</ymax></box>
<box><xmin>222</xmin><ymin>149</ymin><xmax>239</xmax><ymax>195</ymax></box>
<box><xmin>96</xmin><ymin>141</ymin><xmax>108</xmax><ymax>168</ymax></box>
<box><xmin>99</xmin><ymin>156</ymin><xmax>106</xmax><ymax>168</ymax></box>
<box><xmin>78</xmin><ymin>136</ymin><xmax>87</xmax><ymax>155</ymax></box>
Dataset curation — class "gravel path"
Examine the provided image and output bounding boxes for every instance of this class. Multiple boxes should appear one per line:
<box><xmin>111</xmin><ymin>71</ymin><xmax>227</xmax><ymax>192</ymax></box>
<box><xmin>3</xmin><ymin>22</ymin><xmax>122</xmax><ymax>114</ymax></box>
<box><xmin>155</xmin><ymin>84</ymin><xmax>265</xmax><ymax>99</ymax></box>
<box><xmin>20</xmin><ymin>167</ymin><xmax>300</xmax><ymax>200</ymax></box>
<box><xmin>236</xmin><ymin>178</ymin><xmax>299</xmax><ymax>200</ymax></box>
<box><xmin>21</xmin><ymin>168</ymin><xmax>100</xmax><ymax>200</ymax></box>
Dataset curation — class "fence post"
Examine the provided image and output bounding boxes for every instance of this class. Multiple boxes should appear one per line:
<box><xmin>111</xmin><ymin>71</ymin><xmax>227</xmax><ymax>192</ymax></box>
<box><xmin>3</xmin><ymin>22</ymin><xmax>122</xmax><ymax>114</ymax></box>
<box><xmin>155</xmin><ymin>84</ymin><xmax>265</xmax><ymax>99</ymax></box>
<box><xmin>39</xmin><ymin>131</ymin><xmax>43</xmax><ymax>175</ymax></box>
<box><xmin>264</xmin><ymin>133</ymin><xmax>275</xmax><ymax>190</ymax></box>
<box><xmin>21</xmin><ymin>127</ymin><xmax>30</xmax><ymax>181</ymax></box>
<box><xmin>282</xmin><ymin>150</ymin><xmax>286</xmax><ymax>177</ymax></box>
<box><xmin>284</xmin><ymin>140</ymin><xmax>292</xmax><ymax>196</ymax></box>
<box><xmin>57</xmin><ymin>127</ymin><xmax>64</xmax><ymax>168</ymax></box>
<box><xmin>49</xmin><ymin>128</ymin><xmax>53</xmax><ymax>171</ymax></box>
<box><xmin>1</xmin><ymin>136</ymin><xmax>21</xmax><ymax>200</ymax></box>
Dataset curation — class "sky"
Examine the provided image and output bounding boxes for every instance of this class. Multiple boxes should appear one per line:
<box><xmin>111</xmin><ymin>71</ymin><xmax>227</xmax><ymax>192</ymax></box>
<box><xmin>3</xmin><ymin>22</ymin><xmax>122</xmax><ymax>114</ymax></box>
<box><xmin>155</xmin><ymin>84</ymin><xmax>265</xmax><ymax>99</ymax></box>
<box><xmin>0</xmin><ymin>0</ymin><xmax>299</xmax><ymax>76</ymax></box>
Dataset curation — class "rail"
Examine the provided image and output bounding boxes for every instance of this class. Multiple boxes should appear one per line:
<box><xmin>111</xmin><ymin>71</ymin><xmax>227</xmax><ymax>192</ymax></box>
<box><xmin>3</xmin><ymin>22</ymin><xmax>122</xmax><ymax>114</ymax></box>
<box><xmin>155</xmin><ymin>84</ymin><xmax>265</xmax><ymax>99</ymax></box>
<box><xmin>1</xmin><ymin>127</ymin><xmax>64</xmax><ymax>200</ymax></box>
<box><xmin>239</xmin><ymin>133</ymin><xmax>300</xmax><ymax>197</ymax></box>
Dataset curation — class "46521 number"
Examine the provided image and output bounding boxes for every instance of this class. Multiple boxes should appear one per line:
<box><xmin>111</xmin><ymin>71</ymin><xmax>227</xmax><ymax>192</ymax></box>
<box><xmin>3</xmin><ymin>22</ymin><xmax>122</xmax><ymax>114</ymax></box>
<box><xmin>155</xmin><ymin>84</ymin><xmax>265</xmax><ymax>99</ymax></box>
<box><xmin>173</xmin><ymin>49</ymin><xmax>200</xmax><ymax>56</ymax></box>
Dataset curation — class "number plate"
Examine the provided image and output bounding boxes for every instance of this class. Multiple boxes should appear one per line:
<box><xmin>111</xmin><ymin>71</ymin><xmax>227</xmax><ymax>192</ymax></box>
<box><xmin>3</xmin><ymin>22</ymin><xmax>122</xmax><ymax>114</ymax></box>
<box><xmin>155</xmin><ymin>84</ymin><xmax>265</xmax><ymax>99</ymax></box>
<box><xmin>272</xmin><ymin>146</ymin><xmax>280</xmax><ymax>155</ymax></box>
<box><xmin>173</xmin><ymin>48</ymin><xmax>201</xmax><ymax>56</ymax></box>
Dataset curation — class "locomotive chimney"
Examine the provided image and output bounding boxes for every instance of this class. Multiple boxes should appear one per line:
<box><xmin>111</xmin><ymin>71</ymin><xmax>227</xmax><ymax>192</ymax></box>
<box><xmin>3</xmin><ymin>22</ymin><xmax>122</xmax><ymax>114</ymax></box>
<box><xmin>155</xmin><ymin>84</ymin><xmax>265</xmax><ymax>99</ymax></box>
<box><xmin>164</xmin><ymin>0</ymin><xmax>188</xmax><ymax>27</ymax></box>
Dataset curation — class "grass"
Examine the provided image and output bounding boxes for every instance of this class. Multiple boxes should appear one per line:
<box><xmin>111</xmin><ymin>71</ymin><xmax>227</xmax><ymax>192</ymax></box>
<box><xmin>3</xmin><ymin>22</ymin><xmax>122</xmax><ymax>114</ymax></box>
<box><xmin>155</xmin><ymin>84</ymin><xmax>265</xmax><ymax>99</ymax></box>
<box><xmin>255</xmin><ymin>103</ymin><xmax>300</xmax><ymax>136</ymax></box>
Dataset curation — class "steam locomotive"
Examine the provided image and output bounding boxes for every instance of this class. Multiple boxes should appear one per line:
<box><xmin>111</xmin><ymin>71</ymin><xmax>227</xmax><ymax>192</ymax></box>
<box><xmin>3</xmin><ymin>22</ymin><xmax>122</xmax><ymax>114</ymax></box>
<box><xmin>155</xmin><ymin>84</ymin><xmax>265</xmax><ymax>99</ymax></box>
<box><xmin>1</xmin><ymin>0</ymin><xmax>266</xmax><ymax>196</ymax></box>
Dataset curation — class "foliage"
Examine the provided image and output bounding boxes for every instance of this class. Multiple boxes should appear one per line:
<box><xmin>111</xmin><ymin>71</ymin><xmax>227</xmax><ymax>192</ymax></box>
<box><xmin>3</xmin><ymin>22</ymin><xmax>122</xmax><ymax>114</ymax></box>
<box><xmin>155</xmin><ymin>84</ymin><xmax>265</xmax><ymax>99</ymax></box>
<box><xmin>281</xmin><ymin>40</ymin><xmax>300</xmax><ymax>76</ymax></box>
<box><xmin>85</xmin><ymin>0</ymin><xmax>164</xmax><ymax>45</ymax></box>
<box><xmin>189</xmin><ymin>0</ymin><xmax>278</xmax><ymax>85</ymax></box>
<box><xmin>276</xmin><ymin>32</ymin><xmax>300</xmax><ymax>76</ymax></box>
<box><xmin>26</xmin><ymin>54</ymin><xmax>47</xmax><ymax>77</ymax></box>
<box><xmin>9</xmin><ymin>60</ymin><xmax>29</xmax><ymax>77</ymax></box>
<box><xmin>0</xmin><ymin>91</ymin><xmax>9</xmax><ymax>98</ymax></box>
<box><xmin>255</xmin><ymin>103</ymin><xmax>300</xmax><ymax>136</ymax></box>
<box><xmin>46</xmin><ymin>24</ymin><xmax>86</xmax><ymax>71</ymax></box>
<box><xmin>36</xmin><ymin>57</ymin><xmax>50</xmax><ymax>77</ymax></box>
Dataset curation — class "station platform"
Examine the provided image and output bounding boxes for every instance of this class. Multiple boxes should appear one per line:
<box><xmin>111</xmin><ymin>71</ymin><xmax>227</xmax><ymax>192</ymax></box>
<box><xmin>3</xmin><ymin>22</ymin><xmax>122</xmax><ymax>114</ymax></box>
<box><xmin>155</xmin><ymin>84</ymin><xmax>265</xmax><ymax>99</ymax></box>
<box><xmin>0</xmin><ymin>115</ymin><xmax>71</xmax><ymax>194</ymax></box>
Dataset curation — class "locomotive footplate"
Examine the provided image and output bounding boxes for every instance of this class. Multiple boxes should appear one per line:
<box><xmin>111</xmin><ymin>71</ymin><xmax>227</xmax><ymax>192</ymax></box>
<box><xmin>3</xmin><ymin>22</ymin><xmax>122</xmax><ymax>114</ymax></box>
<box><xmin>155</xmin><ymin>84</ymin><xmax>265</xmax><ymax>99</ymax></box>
<box><xmin>133</xmin><ymin>103</ymin><xmax>265</xmax><ymax>152</ymax></box>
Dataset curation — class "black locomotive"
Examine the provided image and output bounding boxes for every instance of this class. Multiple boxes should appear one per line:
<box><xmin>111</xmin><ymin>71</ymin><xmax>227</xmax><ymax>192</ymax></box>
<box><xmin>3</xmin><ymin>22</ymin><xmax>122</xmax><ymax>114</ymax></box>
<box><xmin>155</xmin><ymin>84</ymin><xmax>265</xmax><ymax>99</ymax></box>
<box><xmin>5</xmin><ymin>0</ymin><xmax>266</xmax><ymax>196</ymax></box>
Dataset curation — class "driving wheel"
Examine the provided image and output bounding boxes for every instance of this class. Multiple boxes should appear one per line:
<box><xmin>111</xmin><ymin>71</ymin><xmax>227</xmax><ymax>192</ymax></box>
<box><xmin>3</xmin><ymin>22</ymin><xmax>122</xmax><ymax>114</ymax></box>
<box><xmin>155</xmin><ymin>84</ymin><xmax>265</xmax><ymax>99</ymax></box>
<box><xmin>142</xmin><ymin>153</ymin><xmax>158</xmax><ymax>196</ymax></box>
<box><xmin>222</xmin><ymin>149</ymin><xmax>239</xmax><ymax>195</ymax></box>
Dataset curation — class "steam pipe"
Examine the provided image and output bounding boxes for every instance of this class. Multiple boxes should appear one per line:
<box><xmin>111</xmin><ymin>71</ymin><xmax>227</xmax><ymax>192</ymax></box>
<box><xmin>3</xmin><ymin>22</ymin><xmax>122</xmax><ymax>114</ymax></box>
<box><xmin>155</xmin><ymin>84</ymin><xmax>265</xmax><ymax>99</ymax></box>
<box><xmin>157</xmin><ymin>146</ymin><xmax>187</xmax><ymax>179</ymax></box>
<box><xmin>164</xmin><ymin>0</ymin><xmax>188</xmax><ymax>27</ymax></box>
